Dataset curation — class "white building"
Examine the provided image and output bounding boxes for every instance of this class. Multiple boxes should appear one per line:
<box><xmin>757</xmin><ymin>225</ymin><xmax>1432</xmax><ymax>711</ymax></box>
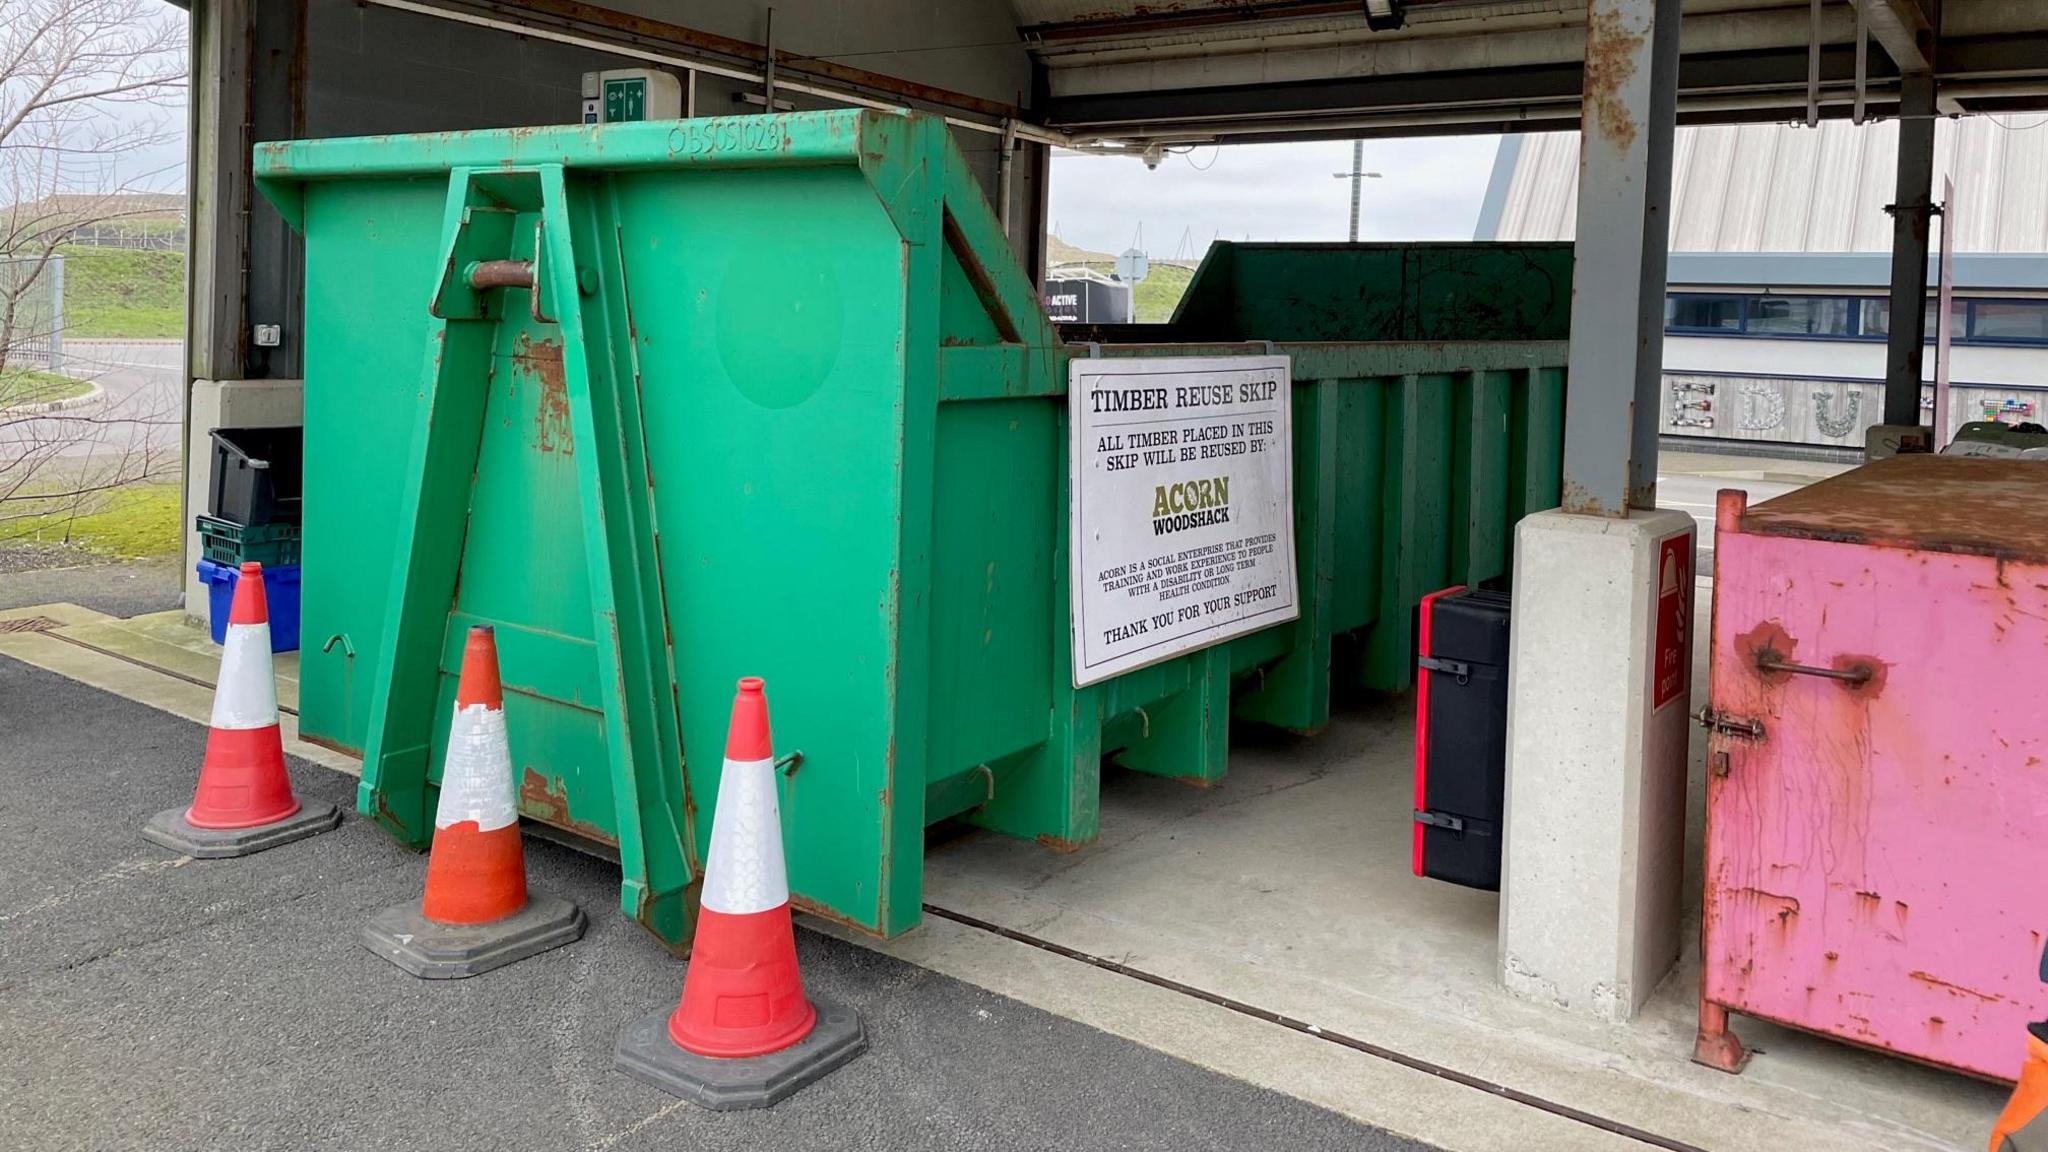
<box><xmin>1479</xmin><ymin>115</ymin><xmax>2048</xmax><ymax>450</ymax></box>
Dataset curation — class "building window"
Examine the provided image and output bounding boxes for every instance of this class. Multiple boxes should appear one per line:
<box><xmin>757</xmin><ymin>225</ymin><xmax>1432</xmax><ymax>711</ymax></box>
<box><xmin>1666</xmin><ymin>294</ymin><xmax>1744</xmax><ymax>331</ymax></box>
<box><xmin>1747</xmin><ymin>295</ymin><xmax>1853</xmax><ymax>337</ymax></box>
<box><xmin>1670</xmin><ymin>292</ymin><xmax>2048</xmax><ymax>345</ymax></box>
<box><xmin>1969</xmin><ymin>300</ymin><xmax>2048</xmax><ymax>343</ymax></box>
<box><xmin>1857</xmin><ymin>297</ymin><xmax>1967</xmax><ymax>340</ymax></box>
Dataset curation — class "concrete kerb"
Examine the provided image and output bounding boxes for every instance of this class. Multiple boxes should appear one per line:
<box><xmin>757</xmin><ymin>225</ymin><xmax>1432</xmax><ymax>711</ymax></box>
<box><xmin>0</xmin><ymin>379</ymin><xmax>106</xmax><ymax>416</ymax></box>
<box><xmin>0</xmin><ymin>605</ymin><xmax>359</xmax><ymax>778</ymax></box>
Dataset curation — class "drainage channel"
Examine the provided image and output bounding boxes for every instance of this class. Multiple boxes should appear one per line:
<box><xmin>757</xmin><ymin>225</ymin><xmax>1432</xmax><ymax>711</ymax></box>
<box><xmin>921</xmin><ymin>903</ymin><xmax>1709</xmax><ymax>1152</ymax></box>
<box><xmin>40</xmin><ymin>629</ymin><xmax>301</xmax><ymax>718</ymax></box>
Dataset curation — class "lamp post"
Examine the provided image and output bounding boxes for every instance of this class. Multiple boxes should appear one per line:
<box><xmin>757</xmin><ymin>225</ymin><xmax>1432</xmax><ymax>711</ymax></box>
<box><xmin>1332</xmin><ymin>141</ymin><xmax>1383</xmax><ymax>242</ymax></box>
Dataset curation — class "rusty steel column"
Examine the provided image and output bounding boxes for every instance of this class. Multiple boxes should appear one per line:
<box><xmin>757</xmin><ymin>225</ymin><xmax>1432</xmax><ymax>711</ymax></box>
<box><xmin>1882</xmin><ymin>71</ymin><xmax>1938</xmax><ymax>428</ymax></box>
<box><xmin>1560</xmin><ymin>0</ymin><xmax>1682</xmax><ymax>516</ymax></box>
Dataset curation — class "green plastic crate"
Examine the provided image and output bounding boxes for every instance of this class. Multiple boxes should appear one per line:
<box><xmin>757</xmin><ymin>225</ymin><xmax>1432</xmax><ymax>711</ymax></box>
<box><xmin>196</xmin><ymin>514</ymin><xmax>302</xmax><ymax>567</ymax></box>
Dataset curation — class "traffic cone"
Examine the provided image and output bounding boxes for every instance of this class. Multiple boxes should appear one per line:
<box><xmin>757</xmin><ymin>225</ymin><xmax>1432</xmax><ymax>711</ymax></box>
<box><xmin>359</xmin><ymin>625</ymin><xmax>585</xmax><ymax>979</ymax></box>
<box><xmin>615</xmin><ymin>677</ymin><xmax>865</xmax><ymax>1109</ymax></box>
<box><xmin>144</xmin><ymin>562</ymin><xmax>339</xmax><ymax>857</ymax></box>
<box><xmin>1992</xmin><ymin>1024</ymin><xmax>2048</xmax><ymax>1151</ymax></box>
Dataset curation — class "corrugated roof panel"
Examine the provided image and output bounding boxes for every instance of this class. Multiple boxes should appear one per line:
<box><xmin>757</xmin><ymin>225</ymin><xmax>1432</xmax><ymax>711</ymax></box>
<box><xmin>1721</xmin><ymin>125</ymin><xmax>1781</xmax><ymax>251</ymax></box>
<box><xmin>1951</xmin><ymin>123</ymin><xmax>2005</xmax><ymax>251</ymax></box>
<box><xmin>1491</xmin><ymin>140</ymin><xmax>1535</xmax><ymax>240</ymax></box>
<box><xmin>1498</xmin><ymin>131</ymin><xmax>1570</xmax><ymax>242</ymax></box>
<box><xmin>1553</xmin><ymin>137</ymin><xmax>1580</xmax><ymax>238</ymax></box>
<box><xmin>1846</xmin><ymin>124</ymin><xmax>1896</xmax><ymax>252</ymax></box>
<box><xmin>1759</xmin><ymin>124</ymin><xmax>1821</xmax><ymax>251</ymax></box>
<box><xmin>1492</xmin><ymin>116</ymin><xmax>2048</xmax><ymax>255</ymax></box>
<box><xmin>1666</xmin><ymin>127</ymin><xmax>1697</xmax><ymax>232</ymax></box>
<box><xmin>1998</xmin><ymin>126</ymin><xmax>2048</xmax><ymax>252</ymax></box>
<box><xmin>1672</xmin><ymin>128</ymin><xmax>1735</xmax><ymax>250</ymax></box>
<box><xmin>1804</xmin><ymin>124</ymin><xmax>1863</xmax><ymax>252</ymax></box>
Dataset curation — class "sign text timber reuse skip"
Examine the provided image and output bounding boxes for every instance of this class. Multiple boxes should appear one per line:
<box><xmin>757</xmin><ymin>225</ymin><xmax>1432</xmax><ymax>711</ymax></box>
<box><xmin>1069</xmin><ymin>356</ymin><xmax>1298</xmax><ymax>687</ymax></box>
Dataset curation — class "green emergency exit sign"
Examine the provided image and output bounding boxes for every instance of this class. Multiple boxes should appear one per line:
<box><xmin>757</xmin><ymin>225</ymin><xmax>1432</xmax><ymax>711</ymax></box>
<box><xmin>604</xmin><ymin>77</ymin><xmax>647</xmax><ymax>122</ymax></box>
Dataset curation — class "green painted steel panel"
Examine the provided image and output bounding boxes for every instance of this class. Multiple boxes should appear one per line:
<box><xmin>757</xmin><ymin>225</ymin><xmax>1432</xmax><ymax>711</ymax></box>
<box><xmin>257</xmin><ymin>110</ymin><xmax>1568</xmax><ymax>949</ymax></box>
<box><xmin>1167</xmin><ymin>241</ymin><xmax>1575</xmax><ymax>343</ymax></box>
<box><xmin>295</xmin><ymin>177</ymin><xmax>447</xmax><ymax>758</ymax></box>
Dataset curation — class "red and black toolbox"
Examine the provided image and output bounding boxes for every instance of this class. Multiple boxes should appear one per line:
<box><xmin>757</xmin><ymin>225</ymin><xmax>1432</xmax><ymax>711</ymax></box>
<box><xmin>1412</xmin><ymin>585</ymin><xmax>1512</xmax><ymax>891</ymax></box>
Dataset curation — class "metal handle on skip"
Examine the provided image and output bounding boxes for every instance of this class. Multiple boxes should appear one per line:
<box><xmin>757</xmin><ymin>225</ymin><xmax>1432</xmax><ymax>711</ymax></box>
<box><xmin>1754</xmin><ymin>655</ymin><xmax>1873</xmax><ymax>684</ymax></box>
<box><xmin>466</xmin><ymin>260</ymin><xmax>534</xmax><ymax>291</ymax></box>
<box><xmin>462</xmin><ymin>219</ymin><xmax>555</xmax><ymax>323</ymax></box>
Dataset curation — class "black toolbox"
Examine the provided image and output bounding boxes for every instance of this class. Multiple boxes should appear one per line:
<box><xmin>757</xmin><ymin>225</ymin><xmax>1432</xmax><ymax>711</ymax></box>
<box><xmin>208</xmin><ymin>427</ymin><xmax>303</xmax><ymax>526</ymax></box>
<box><xmin>1412</xmin><ymin>586</ymin><xmax>1511</xmax><ymax>891</ymax></box>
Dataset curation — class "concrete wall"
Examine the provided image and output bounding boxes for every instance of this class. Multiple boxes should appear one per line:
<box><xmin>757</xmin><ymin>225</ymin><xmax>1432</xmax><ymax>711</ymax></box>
<box><xmin>302</xmin><ymin>5</ymin><xmax>616</xmax><ymax>136</ymax></box>
<box><xmin>190</xmin><ymin>0</ymin><xmax>1045</xmax><ymax>617</ymax></box>
<box><xmin>228</xmin><ymin>0</ymin><xmax>1041</xmax><ymax>381</ymax></box>
<box><xmin>589</xmin><ymin>0</ymin><xmax>1034</xmax><ymax>108</ymax></box>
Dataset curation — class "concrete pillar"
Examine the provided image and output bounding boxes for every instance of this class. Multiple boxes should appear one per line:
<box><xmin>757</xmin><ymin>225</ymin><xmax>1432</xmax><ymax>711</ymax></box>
<box><xmin>1499</xmin><ymin>508</ymin><xmax>1695</xmax><ymax>1021</ymax></box>
<box><xmin>1556</xmin><ymin>0</ymin><xmax>1681</xmax><ymax>517</ymax></box>
<box><xmin>1881</xmin><ymin>72</ymin><xmax>1937</xmax><ymax>429</ymax></box>
<box><xmin>185</xmin><ymin>0</ymin><xmax>251</xmax><ymax>388</ymax></box>
<box><xmin>1497</xmin><ymin>0</ymin><xmax>1691</xmax><ymax>1024</ymax></box>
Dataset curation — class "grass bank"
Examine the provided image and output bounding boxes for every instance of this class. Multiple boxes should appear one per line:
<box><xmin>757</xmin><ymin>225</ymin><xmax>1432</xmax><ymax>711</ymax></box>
<box><xmin>3</xmin><ymin>482</ymin><xmax>182</xmax><ymax>559</ymax></box>
<box><xmin>1</xmin><ymin>369</ymin><xmax>93</xmax><ymax>408</ymax></box>
<box><xmin>58</xmin><ymin>246</ymin><xmax>185</xmax><ymax>340</ymax></box>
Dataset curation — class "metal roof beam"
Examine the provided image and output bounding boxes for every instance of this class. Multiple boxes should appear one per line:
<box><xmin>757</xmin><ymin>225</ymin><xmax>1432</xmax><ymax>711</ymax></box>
<box><xmin>1850</xmin><ymin>0</ymin><xmax>1933</xmax><ymax>74</ymax></box>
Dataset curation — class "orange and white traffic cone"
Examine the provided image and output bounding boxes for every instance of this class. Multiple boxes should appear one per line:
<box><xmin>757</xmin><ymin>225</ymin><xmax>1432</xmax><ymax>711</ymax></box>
<box><xmin>144</xmin><ymin>561</ymin><xmax>339</xmax><ymax>857</ymax></box>
<box><xmin>615</xmin><ymin>677</ymin><xmax>865</xmax><ymax>1109</ymax></box>
<box><xmin>360</xmin><ymin>625</ymin><xmax>585</xmax><ymax>978</ymax></box>
<box><xmin>1992</xmin><ymin>1023</ymin><xmax>2048</xmax><ymax>1151</ymax></box>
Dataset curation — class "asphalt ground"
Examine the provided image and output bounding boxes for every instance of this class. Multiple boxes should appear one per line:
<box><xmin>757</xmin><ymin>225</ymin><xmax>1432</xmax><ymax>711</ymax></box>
<box><xmin>0</xmin><ymin>655</ymin><xmax>1430</xmax><ymax>1152</ymax></box>
<box><xmin>0</xmin><ymin>557</ymin><xmax>183</xmax><ymax>617</ymax></box>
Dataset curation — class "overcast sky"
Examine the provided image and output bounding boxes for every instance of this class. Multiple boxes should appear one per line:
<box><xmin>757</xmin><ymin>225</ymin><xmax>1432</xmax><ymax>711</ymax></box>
<box><xmin>1049</xmin><ymin>134</ymin><xmax>1504</xmax><ymax>260</ymax></box>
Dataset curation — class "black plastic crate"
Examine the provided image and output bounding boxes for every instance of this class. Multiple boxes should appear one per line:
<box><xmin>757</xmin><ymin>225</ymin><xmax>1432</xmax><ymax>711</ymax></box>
<box><xmin>208</xmin><ymin>426</ymin><xmax>303</xmax><ymax>526</ymax></box>
<box><xmin>197</xmin><ymin>514</ymin><xmax>302</xmax><ymax>567</ymax></box>
<box><xmin>1412</xmin><ymin>586</ymin><xmax>1511</xmax><ymax>891</ymax></box>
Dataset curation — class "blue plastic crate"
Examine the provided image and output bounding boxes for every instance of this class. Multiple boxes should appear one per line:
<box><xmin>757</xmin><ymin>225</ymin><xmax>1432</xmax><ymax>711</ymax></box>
<box><xmin>197</xmin><ymin>559</ymin><xmax>301</xmax><ymax>652</ymax></box>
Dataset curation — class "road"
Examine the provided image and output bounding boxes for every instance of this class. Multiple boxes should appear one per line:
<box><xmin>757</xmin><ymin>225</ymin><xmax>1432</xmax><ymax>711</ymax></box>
<box><xmin>0</xmin><ymin>654</ymin><xmax>1432</xmax><ymax>1152</ymax></box>
<box><xmin>2</xmin><ymin>340</ymin><xmax>183</xmax><ymax>470</ymax></box>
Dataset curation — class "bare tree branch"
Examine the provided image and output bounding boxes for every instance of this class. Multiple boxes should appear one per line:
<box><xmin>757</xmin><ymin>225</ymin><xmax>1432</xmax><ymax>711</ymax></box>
<box><xmin>1</xmin><ymin>0</ymin><xmax>186</xmax><ymax>538</ymax></box>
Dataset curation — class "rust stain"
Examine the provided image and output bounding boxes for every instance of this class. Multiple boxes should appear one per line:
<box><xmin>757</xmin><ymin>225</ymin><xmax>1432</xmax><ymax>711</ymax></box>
<box><xmin>370</xmin><ymin>790</ymin><xmax>409</xmax><ymax>838</ymax></box>
<box><xmin>1735</xmin><ymin>886</ymin><xmax>1800</xmax><ymax>926</ymax></box>
<box><xmin>512</xmin><ymin>333</ymin><xmax>573</xmax><ymax>454</ymax></box>
<box><xmin>790</xmin><ymin>892</ymin><xmax>887</xmax><ymax>939</ymax></box>
<box><xmin>295</xmin><ymin>731</ymin><xmax>363</xmax><ymax>759</ymax></box>
<box><xmin>1909</xmin><ymin>970</ymin><xmax>2004</xmax><ymax>1004</ymax></box>
<box><xmin>519</xmin><ymin>766</ymin><xmax>616</xmax><ymax>844</ymax></box>
<box><xmin>1560</xmin><ymin>475</ymin><xmax>1625</xmax><ymax>518</ymax></box>
<box><xmin>1737</xmin><ymin>619</ymin><xmax>1797</xmax><ymax>677</ymax></box>
<box><xmin>1835</xmin><ymin>652</ymin><xmax>1889</xmax><ymax>698</ymax></box>
<box><xmin>1734</xmin><ymin>456</ymin><xmax>2048</xmax><ymax>564</ymax></box>
<box><xmin>1582</xmin><ymin>5</ymin><xmax>1645</xmax><ymax>153</ymax></box>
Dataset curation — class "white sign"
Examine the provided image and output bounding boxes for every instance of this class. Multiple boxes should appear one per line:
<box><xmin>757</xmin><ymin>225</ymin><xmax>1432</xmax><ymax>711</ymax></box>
<box><xmin>1069</xmin><ymin>356</ymin><xmax>1297</xmax><ymax>687</ymax></box>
